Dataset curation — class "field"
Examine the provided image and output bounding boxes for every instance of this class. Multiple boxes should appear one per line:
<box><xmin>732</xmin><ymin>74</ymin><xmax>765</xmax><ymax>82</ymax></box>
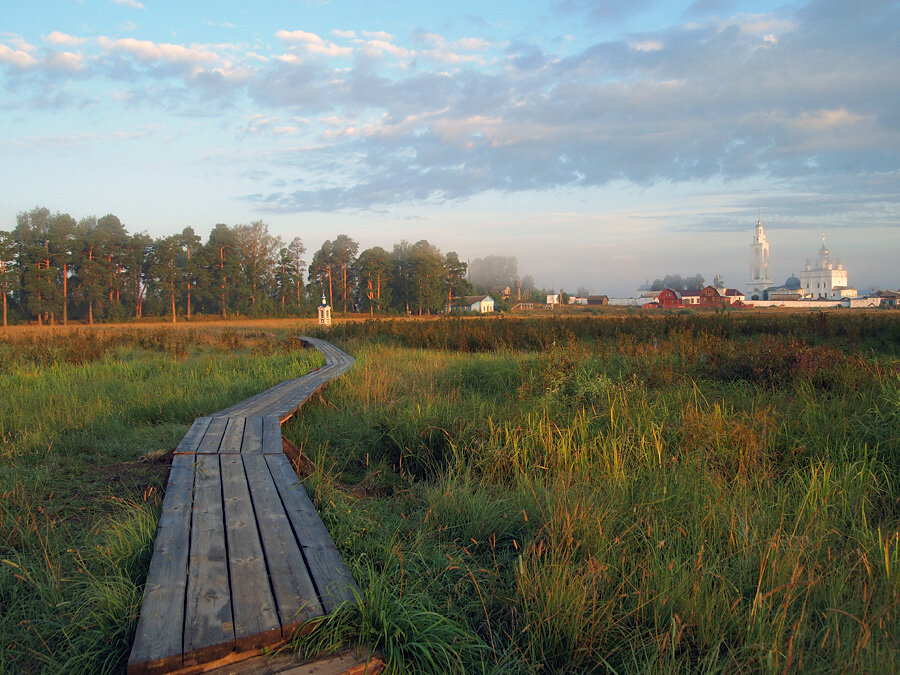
<box><xmin>1</xmin><ymin>313</ymin><xmax>898</xmax><ymax>673</ymax></box>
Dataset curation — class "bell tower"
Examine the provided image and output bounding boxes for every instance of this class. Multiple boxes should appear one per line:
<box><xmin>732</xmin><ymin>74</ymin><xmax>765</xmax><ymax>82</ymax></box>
<box><xmin>748</xmin><ymin>209</ymin><xmax>774</xmax><ymax>297</ymax></box>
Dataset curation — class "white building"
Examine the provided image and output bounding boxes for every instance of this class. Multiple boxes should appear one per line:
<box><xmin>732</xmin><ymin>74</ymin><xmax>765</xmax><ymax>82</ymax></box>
<box><xmin>800</xmin><ymin>236</ymin><xmax>857</xmax><ymax>299</ymax></box>
<box><xmin>747</xmin><ymin>217</ymin><xmax>774</xmax><ymax>298</ymax></box>
<box><xmin>455</xmin><ymin>295</ymin><xmax>495</xmax><ymax>313</ymax></box>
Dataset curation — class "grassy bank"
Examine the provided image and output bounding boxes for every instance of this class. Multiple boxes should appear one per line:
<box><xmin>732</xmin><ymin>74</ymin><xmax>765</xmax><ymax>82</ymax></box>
<box><xmin>285</xmin><ymin>316</ymin><xmax>899</xmax><ymax>673</ymax></box>
<box><xmin>0</xmin><ymin>327</ymin><xmax>323</xmax><ymax>673</ymax></box>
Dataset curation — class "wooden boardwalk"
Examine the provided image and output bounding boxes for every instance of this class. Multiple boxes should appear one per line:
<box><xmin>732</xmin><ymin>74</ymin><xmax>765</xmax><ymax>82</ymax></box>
<box><xmin>129</xmin><ymin>337</ymin><xmax>359</xmax><ymax>675</ymax></box>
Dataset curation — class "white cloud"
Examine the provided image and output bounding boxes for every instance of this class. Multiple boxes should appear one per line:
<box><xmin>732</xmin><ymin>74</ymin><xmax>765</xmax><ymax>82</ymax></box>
<box><xmin>0</xmin><ymin>43</ymin><xmax>36</xmax><ymax>68</ymax></box>
<box><xmin>361</xmin><ymin>31</ymin><xmax>393</xmax><ymax>41</ymax></box>
<box><xmin>112</xmin><ymin>0</ymin><xmax>146</xmax><ymax>9</ymax></box>
<box><xmin>332</xmin><ymin>29</ymin><xmax>356</xmax><ymax>39</ymax></box>
<box><xmin>99</xmin><ymin>37</ymin><xmax>219</xmax><ymax>66</ymax></box>
<box><xmin>629</xmin><ymin>40</ymin><xmax>663</xmax><ymax>52</ymax></box>
<box><xmin>275</xmin><ymin>29</ymin><xmax>352</xmax><ymax>57</ymax></box>
<box><xmin>46</xmin><ymin>51</ymin><xmax>84</xmax><ymax>72</ymax></box>
<box><xmin>44</xmin><ymin>31</ymin><xmax>87</xmax><ymax>46</ymax></box>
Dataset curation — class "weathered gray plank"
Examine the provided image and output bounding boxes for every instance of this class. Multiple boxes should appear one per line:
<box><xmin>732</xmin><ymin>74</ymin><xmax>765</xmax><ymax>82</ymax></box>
<box><xmin>220</xmin><ymin>454</ymin><xmax>281</xmax><ymax>649</ymax></box>
<box><xmin>130</xmin><ymin>337</ymin><xmax>357</xmax><ymax>673</ymax></box>
<box><xmin>183</xmin><ymin>454</ymin><xmax>234</xmax><ymax>665</ymax></box>
<box><xmin>244</xmin><ymin>454</ymin><xmax>324</xmax><ymax>636</ymax></box>
<box><xmin>219</xmin><ymin>416</ymin><xmax>245</xmax><ymax>454</ymax></box>
<box><xmin>266</xmin><ymin>454</ymin><xmax>359</xmax><ymax>613</ymax></box>
<box><xmin>196</xmin><ymin>416</ymin><xmax>229</xmax><ymax>454</ymax></box>
<box><xmin>174</xmin><ymin>417</ymin><xmax>212</xmax><ymax>454</ymax></box>
<box><xmin>262</xmin><ymin>416</ymin><xmax>282</xmax><ymax>454</ymax></box>
<box><xmin>127</xmin><ymin>454</ymin><xmax>195</xmax><ymax>674</ymax></box>
<box><xmin>240</xmin><ymin>416</ymin><xmax>263</xmax><ymax>454</ymax></box>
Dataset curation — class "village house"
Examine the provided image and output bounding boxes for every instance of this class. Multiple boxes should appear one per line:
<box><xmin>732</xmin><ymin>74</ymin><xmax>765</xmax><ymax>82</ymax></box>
<box><xmin>587</xmin><ymin>295</ymin><xmax>609</xmax><ymax>306</ymax></box>
<box><xmin>653</xmin><ymin>288</ymin><xmax>683</xmax><ymax>309</ymax></box>
<box><xmin>453</xmin><ymin>295</ymin><xmax>496</xmax><ymax>313</ymax></box>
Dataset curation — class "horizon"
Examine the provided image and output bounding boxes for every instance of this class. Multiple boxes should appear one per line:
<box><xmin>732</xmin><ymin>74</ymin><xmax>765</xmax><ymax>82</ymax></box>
<box><xmin>1</xmin><ymin>0</ymin><xmax>898</xmax><ymax>296</ymax></box>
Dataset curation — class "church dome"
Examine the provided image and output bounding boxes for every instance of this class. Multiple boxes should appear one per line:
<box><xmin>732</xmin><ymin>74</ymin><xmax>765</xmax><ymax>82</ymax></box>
<box><xmin>784</xmin><ymin>275</ymin><xmax>801</xmax><ymax>290</ymax></box>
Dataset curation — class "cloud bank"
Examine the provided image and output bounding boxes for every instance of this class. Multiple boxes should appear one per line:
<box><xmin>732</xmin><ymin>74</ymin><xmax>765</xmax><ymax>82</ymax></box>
<box><xmin>1</xmin><ymin>0</ymin><xmax>898</xmax><ymax>217</ymax></box>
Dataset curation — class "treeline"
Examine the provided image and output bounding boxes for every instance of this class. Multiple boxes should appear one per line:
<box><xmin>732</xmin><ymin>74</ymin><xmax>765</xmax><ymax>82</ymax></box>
<box><xmin>0</xmin><ymin>207</ymin><xmax>476</xmax><ymax>326</ymax></box>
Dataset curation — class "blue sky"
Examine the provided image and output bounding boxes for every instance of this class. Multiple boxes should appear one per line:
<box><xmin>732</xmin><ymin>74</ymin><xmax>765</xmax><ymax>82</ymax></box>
<box><xmin>1</xmin><ymin>0</ymin><xmax>897</xmax><ymax>295</ymax></box>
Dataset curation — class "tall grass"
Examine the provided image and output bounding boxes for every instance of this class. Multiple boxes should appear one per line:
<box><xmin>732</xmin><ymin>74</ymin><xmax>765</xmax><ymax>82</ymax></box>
<box><xmin>285</xmin><ymin>321</ymin><xmax>899</xmax><ymax>673</ymax></box>
<box><xmin>0</xmin><ymin>328</ymin><xmax>323</xmax><ymax>673</ymax></box>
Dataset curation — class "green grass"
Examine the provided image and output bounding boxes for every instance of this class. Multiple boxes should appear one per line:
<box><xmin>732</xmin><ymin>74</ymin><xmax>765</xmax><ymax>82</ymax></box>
<box><xmin>2</xmin><ymin>315</ymin><xmax>898</xmax><ymax>673</ymax></box>
<box><xmin>284</xmin><ymin>321</ymin><xmax>899</xmax><ymax>673</ymax></box>
<box><xmin>0</xmin><ymin>327</ymin><xmax>323</xmax><ymax>674</ymax></box>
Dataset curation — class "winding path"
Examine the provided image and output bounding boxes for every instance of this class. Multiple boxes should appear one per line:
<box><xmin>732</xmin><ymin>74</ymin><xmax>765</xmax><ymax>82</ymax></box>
<box><xmin>128</xmin><ymin>337</ymin><xmax>359</xmax><ymax>675</ymax></box>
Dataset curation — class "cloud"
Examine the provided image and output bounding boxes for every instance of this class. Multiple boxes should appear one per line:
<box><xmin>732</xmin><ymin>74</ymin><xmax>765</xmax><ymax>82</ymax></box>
<box><xmin>0</xmin><ymin>43</ymin><xmax>37</xmax><ymax>68</ymax></box>
<box><xmin>44</xmin><ymin>31</ymin><xmax>87</xmax><ymax>46</ymax></box>
<box><xmin>111</xmin><ymin>0</ymin><xmax>146</xmax><ymax>9</ymax></box>
<box><xmin>275</xmin><ymin>29</ymin><xmax>353</xmax><ymax>57</ymax></box>
<box><xmin>98</xmin><ymin>37</ymin><xmax>219</xmax><ymax>66</ymax></box>
<box><xmin>3</xmin><ymin>0</ymin><xmax>898</xmax><ymax>218</ymax></box>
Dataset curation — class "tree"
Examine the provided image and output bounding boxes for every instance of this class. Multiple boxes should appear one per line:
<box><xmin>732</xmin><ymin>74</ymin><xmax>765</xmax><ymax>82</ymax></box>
<box><xmin>309</xmin><ymin>240</ymin><xmax>335</xmax><ymax>307</ymax></box>
<box><xmin>469</xmin><ymin>255</ymin><xmax>518</xmax><ymax>291</ymax></box>
<box><xmin>286</xmin><ymin>237</ymin><xmax>306</xmax><ymax>308</ymax></box>
<box><xmin>408</xmin><ymin>240</ymin><xmax>445</xmax><ymax>315</ymax></box>
<box><xmin>274</xmin><ymin>247</ymin><xmax>296</xmax><ymax>311</ymax></box>
<box><xmin>177</xmin><ymin>227</ymin><xmax>203</xmax><ymax>320</ymax></box>
<box><xmin>206</xmin><ymin>224</ymin><xmax>239</xmax><ymax>319</ymax></box>
<box><xmin>123</xmin><ymin>232</ymin><xmax>153</xmax><ymax>318</ymax></box>
<box><xmin>444</xmin><ymin>251</ymin><xmax>469</xmax><ymax>312</ymax></box>
<box><xmin>330</xmin><ymin>234</ymin><xmax>359</xmax><ymax>313</ymax></box>
<box><xmin>355</xmin><ymin>246</ymin><xmax>392</xmax><ymax>315</ymax></box>
<box><xmin>46</xmin><ymin>212</ymin><xmax>77</xmax><ymax>324</ymax></box>
<box><xmin>14</xmin><ymin>207</ymin><xmax>55</xmax><ymax>324</ymax></box>
<box><xmin>0</xmin><ymin>230</ymin><xmax>18</xmax><ymax>326</ymax></box>
<box><xmin>234</xmin><ymin>220</ymin><xmax>281</xmax><ymax>311</ymax></box>
<box><xmin>148</xmin><ymin>235</ymin><xmax>180</xmax><ymax>323</ymax></box>
<box><xmin>75</xmin><ymin>216</ymin><xmax>112</xmax><ymax>325</ymax></box>
<box><xmin>651</xmin><ymin>273</ymin><xmax>705</xmax><ymax>292</ymax></box>
<box><xmin>95</xmin><ymin>214</ymin><xmax>129</xmax><ymax>318</ymax></box>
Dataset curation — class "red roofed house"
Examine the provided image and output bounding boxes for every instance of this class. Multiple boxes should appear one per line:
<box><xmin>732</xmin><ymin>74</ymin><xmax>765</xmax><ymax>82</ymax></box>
<box><xmin>655</xmin><ymin>288</ymin><xmax>683</xmax><ymax>309</ymax></box>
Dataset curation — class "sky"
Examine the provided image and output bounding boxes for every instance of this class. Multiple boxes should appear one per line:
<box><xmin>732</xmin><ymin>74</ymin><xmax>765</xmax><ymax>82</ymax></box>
<box><xmin>1</xmin><ymin>0</ymin><xmax>898</xmax><ymax>296</ymax></box>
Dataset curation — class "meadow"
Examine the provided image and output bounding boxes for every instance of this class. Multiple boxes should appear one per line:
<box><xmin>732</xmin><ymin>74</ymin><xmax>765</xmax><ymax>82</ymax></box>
<box><xmin>0</xmin><ymin>313</ymin><xmax>897</xmax><ymax>673</ymax></box>
<box><xmin>0</xmin><ymin>325</ymin><xmax>324</xmax><ymax>673</ymax></box>
<box><xmin>286</xmin><ymin>313</ymin><xmax>899</xmax><ymax>673</ymax></box>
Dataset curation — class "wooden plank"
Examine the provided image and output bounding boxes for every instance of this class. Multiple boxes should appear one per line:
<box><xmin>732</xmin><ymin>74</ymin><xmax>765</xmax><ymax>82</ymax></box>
<box><xmin>196</xmin><ymin>417</ymin><xmax>229</xmax><ymax>455</ymax></box>
<box><xmin>240</xmin><ymin>416</ymin><xmax>263</xmax><ymax>454</ymax></box>
<box><xmin>243</xmin><ymin>454</ymin><xmax>323</xmax><ymax>636</ymax></box>
<box><xmin>218</xmin><ymin>417</ymin><xmax>245</xmax><ymax>454</ymax></box>
<box><xmin>266</xmin><ymin>455</ymin><xmax>360</xmax><ymax>614</ymax></box>
<box><xmin>220</xmin><ymin>454</ymin><xmax>281</xmax><ymax>649</ymax></box>
<box><xmin>175</xmin><ymin>417</ymin><xmax>213</xmax><ymax>454</ymax></box>
<box><xmin>183</xmin><ymin>454</ymin><xmax>235</xmax><ymax>665</ymax></box>
<box><xmin>262</xmin><ymin>416</ymin><xmax>282</xmax><ymax>454</ymax></box>
<box><xmin>128</xmin><ymin>454</ymin><xmax>195</xmax><ymax>674</ymax></box>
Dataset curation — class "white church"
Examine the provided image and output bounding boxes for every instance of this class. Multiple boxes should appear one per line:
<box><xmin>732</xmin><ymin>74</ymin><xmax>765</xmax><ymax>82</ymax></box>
<box><xmin>799</xmin><ymin>236</ymin><xmax>857</xmax><ymax>299</ymax></box>
<box><xmin>747</xmin><ymin>219</ymin><xmax>859</xmax><ymax>302</ymax></box>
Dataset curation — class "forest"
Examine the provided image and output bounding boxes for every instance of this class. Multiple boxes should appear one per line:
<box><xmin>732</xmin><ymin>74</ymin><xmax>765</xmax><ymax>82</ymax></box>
<box><xmin>0</xmin><ymin>207</ymin><xmax>488</xmax><ymax>326</ymax></box>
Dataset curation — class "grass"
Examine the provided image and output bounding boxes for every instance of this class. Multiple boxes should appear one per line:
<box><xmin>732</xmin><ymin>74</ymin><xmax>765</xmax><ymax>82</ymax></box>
<box><xmin>0</xmin><ymin>326</ymin><xmax>323</xmax><ymax>674</ymax></box>
<box><xmin>1</xmin><ymin>313</ymin><xmax>897</xmax><ymax>673</ymax></box>
<box><xmin>283</xmin><ymin>315</ymin><xmax>899</xmax><ymax>673</ymax></box>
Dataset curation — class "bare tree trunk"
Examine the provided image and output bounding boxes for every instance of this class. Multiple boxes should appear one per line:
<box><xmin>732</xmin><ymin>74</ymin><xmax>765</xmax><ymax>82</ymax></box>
<box><xmin>327</xmin><ymin>264</ymin><xmax>333</xmax><ymax>307</ymax></box>
<box><xmin>1</xmin><ymin>259</ymin><xmax>7</xmax><ymax>327</ymax></box>
<box><xmin>185</xmin><ymin>248</ymin><xmax>191</xmax><ymax>320</ymax></box>
<box><xmin>220</xmin><ymin>247</ymin><xmax>227</xmax><ymax>319</ymax></box>
<box><xmin>171</xmin><ymin>285</ymin><xmax>176</xmax><ymax>324</ymax></box>
<box><xmin>62</xmin><ymin>262</ymin><xmax>68</xmax><ymax>325</ymax></box>
<box><xmin>88</xmin><ymin>300</ymin><xmax>93</xmax><ymax>325</ymax></box>
<box><xmin>295</xmin><ymin>252</ymin><xmax>302</xmax><ymax>306</ymax></box>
